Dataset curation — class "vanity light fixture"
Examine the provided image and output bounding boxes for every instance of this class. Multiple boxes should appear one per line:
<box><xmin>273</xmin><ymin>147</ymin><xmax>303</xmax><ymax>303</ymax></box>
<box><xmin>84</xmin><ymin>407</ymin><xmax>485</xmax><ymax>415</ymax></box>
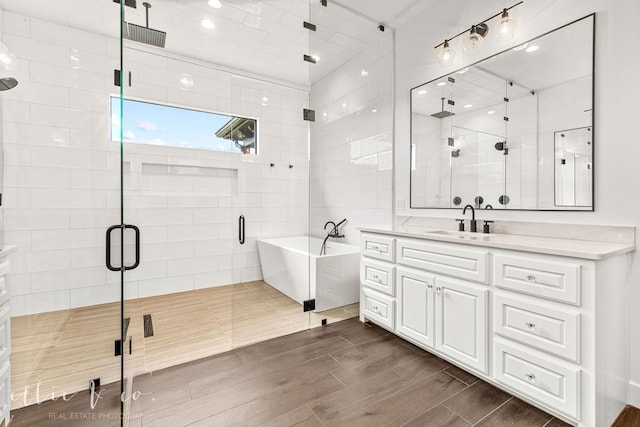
<box><xmin>497</xmin><ymin>8</ymin><xmax>518</xmax><ymax>41</ymax></box>
<box><xmin>434</xmin><ymin>1</ymin><xmax>523</xmax><ymax>67</ymax></box>
<box><xmin>436</xmin><ymin>40</ymin><xmax>455</xmax><ymax>67</ymax></box>
<box><xmin>462</xmin><ymin>23</ymin><xmax>489</xmax><ymax>55</ymax></box>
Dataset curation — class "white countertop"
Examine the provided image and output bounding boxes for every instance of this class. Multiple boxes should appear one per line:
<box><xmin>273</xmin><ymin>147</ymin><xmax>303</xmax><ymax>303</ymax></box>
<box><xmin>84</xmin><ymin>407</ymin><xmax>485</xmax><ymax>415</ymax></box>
<box><xmin>360</xmin><ymin>226</ymin><xmax>635</xmax><ymax>260</ymax></box>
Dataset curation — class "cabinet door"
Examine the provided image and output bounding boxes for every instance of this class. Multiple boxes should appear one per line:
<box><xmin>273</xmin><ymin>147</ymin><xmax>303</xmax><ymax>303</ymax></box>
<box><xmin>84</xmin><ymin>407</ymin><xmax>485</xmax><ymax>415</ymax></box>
<box><xmin>435</xmin><ymin>277</ymin><xmax>488</xmax><ymax>373</ymax></box>
<box><xmin>396</xmin><ymin>267</ymin><xmax>435</xmax><ymax>348</ymax></box>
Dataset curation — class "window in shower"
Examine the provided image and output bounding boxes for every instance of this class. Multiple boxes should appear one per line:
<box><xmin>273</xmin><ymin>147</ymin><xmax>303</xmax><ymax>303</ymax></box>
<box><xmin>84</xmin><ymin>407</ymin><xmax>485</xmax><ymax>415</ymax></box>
<box><xmin>110</xmin><ymin>96</ymin><xmax>258</xmax><ymax>154</ymax></box>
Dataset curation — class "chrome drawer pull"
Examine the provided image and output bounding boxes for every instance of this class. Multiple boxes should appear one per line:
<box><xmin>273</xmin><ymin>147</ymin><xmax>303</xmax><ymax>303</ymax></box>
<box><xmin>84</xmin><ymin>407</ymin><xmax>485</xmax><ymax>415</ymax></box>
<box><xmin>526</xmin><ymin>275</ymin><xmax>537</xmax><ymax>283</ymax></box>
<box><xmin>525</xmin><ymin>373</ymin><xmax>536</xmax><ymax>383</ymax></box>
<box><xmin>372</xmin><ymin>274</ymin><xmax>380</xmax><ymax>282</ymax></box>
<box><xmin>427</xmin><ymin>284</ymin><xmax>433</xmax><ymax>289</ymax></box>
<box><xmin>525</xmin><ymin>322</ymin><xmax>536</xmax><ymax>330</ymax></box>
<box><xmin>435</xmin><ymin>287</ymin><xmax>442</xmax><ymax>294</ymax></box>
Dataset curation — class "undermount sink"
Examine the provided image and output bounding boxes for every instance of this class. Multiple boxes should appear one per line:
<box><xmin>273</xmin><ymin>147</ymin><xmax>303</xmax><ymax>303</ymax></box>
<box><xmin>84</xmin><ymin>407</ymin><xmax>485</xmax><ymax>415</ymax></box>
<box><xmin>424</xmin><ymin>230</ymin><xmax>491</xmax><ymax>241</ymax></box>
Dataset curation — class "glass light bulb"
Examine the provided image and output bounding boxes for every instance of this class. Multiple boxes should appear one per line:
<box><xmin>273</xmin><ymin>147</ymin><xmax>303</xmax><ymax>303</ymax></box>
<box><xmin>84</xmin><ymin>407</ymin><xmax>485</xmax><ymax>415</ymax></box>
<box><xmin>436</xmin><ymin>41</ymin><xmax>455</xmax><ymax>68</ymax></box>
<box><xmin>497</xmin><ymin>10</ymin><xmax>517</xmax><ymax>41</ymax></box>
<box><xmin>463</xmin><ymin>32</ymin><xmax>483</xmax><ymax>55</ymax></box>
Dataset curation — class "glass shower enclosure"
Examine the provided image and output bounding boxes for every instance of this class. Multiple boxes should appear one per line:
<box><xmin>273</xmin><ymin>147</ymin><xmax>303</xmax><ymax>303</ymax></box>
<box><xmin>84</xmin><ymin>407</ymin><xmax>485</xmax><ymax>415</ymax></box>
<box><xmin>0</xmin><ymin>0</ymin><xmax>393</xmax><ymax>424</ymax></box>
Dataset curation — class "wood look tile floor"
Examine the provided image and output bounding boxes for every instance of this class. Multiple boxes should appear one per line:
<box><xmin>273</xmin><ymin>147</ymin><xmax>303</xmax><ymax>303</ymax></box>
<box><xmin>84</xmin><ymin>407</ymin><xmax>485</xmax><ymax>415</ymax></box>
<box><xmin>10</xmin><ymin>318</ymin><xmax>574</xmax><ymax>427</ymax></box>
<box><xmin>10</xmin><ymin>281</ymin><xmax>358</xmax><ymax>410</ymax></box>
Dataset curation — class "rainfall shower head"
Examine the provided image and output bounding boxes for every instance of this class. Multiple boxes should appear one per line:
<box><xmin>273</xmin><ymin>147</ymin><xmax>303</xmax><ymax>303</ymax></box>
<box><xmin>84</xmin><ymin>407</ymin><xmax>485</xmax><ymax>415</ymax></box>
<box><xmin>0</xmin><ymin>77</ymin><xmax>18</xmax><ymax>91</ymax></box>
<box><xmin>124</xmin><ymin>2</ymin><xmax>166</xmax><ymax>48</ymax></box>
<box><xmin>431</xmin><ymin>97</ymin><xmax>454</xmax><ymax>119</ymax></box>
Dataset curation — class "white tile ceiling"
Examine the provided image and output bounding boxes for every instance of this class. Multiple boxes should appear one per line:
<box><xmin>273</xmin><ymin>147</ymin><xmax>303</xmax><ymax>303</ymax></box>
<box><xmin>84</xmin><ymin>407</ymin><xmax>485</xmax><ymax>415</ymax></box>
<box><xmin>0</xmin><ymin>0</ymin><xmax>421</xmax><ymax>86</ymax></box>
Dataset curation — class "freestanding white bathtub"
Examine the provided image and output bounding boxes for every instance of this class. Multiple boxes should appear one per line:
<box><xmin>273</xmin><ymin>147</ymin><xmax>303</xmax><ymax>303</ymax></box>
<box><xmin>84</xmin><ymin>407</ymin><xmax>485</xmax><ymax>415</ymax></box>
<box><xmin>257</xmin><ymin>236</ymin><xmax>360</xmax><ymax>312</ymax></box>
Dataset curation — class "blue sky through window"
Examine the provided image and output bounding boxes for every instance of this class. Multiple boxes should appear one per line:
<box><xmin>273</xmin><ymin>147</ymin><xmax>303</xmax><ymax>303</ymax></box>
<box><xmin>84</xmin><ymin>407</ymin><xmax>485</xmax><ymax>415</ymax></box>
<box><xmin>110</xmin><ymin>97</ymin><xmax>256</xmax><ymax>154</ymax></box>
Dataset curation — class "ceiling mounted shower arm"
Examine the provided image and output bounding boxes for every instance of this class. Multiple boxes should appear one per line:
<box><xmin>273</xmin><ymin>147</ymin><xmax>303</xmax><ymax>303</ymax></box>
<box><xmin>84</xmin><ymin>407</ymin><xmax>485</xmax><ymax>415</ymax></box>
<box><xmin>144</xmin><ymin>2</ymin><xmax>151</xmax><ymax>28</ymax></box>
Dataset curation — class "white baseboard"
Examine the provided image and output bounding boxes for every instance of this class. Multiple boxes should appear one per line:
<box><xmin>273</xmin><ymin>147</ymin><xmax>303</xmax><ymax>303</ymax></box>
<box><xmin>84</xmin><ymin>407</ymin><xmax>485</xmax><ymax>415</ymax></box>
<box><xmin>629</xmin><ymin>380</ymin><xmax>640</xmax><ymax>407</ymax></box>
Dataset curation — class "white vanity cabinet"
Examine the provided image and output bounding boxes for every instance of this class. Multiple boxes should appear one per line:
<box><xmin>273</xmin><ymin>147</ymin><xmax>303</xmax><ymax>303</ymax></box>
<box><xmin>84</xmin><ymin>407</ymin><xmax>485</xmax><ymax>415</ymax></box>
<box><xmin>0</xmin><ymin>252</ymin><xmax>12</xmax><ymax>427</ymax></box>
<box><xmin>395</xmin><ymin>266</ymin><xmax>488</xmax><ymax>373</ymax></box>
<box><xmin>359</xmin><ymin>230</ymin><xmax>632</xmax><ymax>427</ymax></box>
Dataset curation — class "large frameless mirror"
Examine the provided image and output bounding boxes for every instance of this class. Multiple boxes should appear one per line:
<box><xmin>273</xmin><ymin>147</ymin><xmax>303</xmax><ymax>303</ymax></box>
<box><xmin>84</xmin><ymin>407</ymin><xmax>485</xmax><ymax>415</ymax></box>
<box><xmin>410</xmin><ymin>14</ymin><xmax>594</xmax><ymax>210</ymax></box>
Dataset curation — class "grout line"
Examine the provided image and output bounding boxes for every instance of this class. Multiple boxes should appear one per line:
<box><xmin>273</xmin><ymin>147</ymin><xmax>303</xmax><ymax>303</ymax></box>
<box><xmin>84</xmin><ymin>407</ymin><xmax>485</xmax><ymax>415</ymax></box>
<box><xmin>328</xmin><ymin>371</ymin><xmax>347</xmax><ymax>388</ymax></box>
<box><xmin>442</xmin><ymin>402</ymin><xmax>475</xmax><ymax>425</ymax></box>
<box><xmin>471</xmin><ymin>397</ymin><xmax>513</xmax><ymax>426</ymax></box>
<box><xmin>328</xmin><ymin>354</ymin><xmax>345</xmax><ymax>367</ymax></box>
<box><xmin>306</xmin><ymin>403</ymin><xmax>327</xmax><ymax>427</ymax></box>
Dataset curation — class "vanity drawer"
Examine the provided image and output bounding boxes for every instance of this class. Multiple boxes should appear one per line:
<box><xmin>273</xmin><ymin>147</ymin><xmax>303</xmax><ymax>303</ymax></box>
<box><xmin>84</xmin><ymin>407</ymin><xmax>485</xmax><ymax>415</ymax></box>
<box><xmin>361</xmin><ymin>259</ymin><xmax>395</xmax><ymax>296</ymax></box>
<box><xmin>362</xmin><ymin>287</ymin><xmax>395</xmax><ymax>329</ymax></box>
<box><xmin>494</xmin><ymin>294</ymin><xmax>580</xmax><ymax>362</ymax></box>
<box><xmin>0</xmin><ymin>262</ymin><xmax>8</xmax><ymax>278</ymax></box>
<box><xmin>0</xmin><ymin>278</ymin><xmax>7</xmax><ymax>307</ymax></box>
<box><xmin>0</xmin><ymin>303</ymin><xmax>9</xmax><ymax>364</ymax></box>
<box><xmin>361</xmin><ymin>234</ymin><xmax>395</xmax><ymax>262</ymax></box>
<box><xmin>0</xmin><ymin>360</ymin><xmax>9</xmax><ymax>423</ymax></box>
<box><xmin>397</xmin><ymin>238</ymin><xmax>488</xmax><ymax>284</ymax></box>
<box><xmin>494</xmin><ymin>254</ymin><xmax>580</xmax><ymax>305</ymax></box>
<box><xmin>494</xmin><ymin>338</ymin><xmax>580</xmax><ymax>419</ymax></box>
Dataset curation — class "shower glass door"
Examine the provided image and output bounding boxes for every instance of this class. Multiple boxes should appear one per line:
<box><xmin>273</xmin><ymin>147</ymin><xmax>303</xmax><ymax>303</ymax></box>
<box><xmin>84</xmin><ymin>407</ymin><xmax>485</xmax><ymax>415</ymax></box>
<box><xmin>307</xmin><ymin>0</ymin><xmax>393</xmax><ymax>326</ymax></box>
<box><xmin>118</xmin><ymin>0</ymin><xmax>312</xmax><ymax>423</ymax></box>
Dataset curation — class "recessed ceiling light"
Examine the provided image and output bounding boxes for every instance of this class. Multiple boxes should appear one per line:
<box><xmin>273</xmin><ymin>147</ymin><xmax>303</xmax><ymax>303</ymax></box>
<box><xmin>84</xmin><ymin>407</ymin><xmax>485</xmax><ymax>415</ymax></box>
<box><xmin>512</xmin><ymin>43</ymin><xmax>528</xmax><ymax>51</ymax></box>
<box><xmin>457</xmin><ymin>67</ymin><xmax>469</xmax><ymax>74</ymax></box>
<box><xmin>201</xmin><ymin>19</ymin><xmax>215</xmax><ymax>29</ymax></box>
<box><xmin>179</xmin><ymin>74</ymin><xmax>194</xmax><ymax>88</ymax></box>
<box><xmin>487</xmin><ymin>110</ymin><xmax>496</xmax><ymax>115</ymax></box>
<box><xmin>208</xmin><ymin>0</ymin><xmax>222</xmax><ymax>8</ymax></box>
<box><xmin>418</xmin><ymin>89</ymin><xmax>427</xmax><ymax>95</ymax></box>
<box><xmin>525</xmin><ymin>45</ymin><xmax>539</xmax><ymax>53</ymax></box>
<box><xmin>437</xmin><ymin>82</ymin><xmax>447</xmax><ymax>87</ymax></box>
<box><xmin>464</xmin><ymin>104</ymin><xmax>473</xmax><ymax>109</ymax></box>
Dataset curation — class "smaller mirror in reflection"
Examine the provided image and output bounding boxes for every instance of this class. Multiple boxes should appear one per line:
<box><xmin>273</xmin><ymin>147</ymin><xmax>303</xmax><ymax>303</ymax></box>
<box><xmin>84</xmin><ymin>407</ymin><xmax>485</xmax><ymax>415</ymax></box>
<box><xmin>554</xmin><ymin>127</ymin><xmax>592</xmax><ymax>207</ymax></box>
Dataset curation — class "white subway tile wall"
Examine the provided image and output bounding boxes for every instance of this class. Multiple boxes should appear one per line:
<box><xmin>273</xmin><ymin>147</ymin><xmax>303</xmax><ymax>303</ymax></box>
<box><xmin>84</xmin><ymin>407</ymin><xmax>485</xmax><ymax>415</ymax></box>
<box><xmin>309</xmin><ymin>35</ymin><xmax>394</xmax><ymax>245</ymax></box>
<box><xmin>2</xmin><ymin>11</ymin><xmax>310</xmax><ymax>315</ymax></box>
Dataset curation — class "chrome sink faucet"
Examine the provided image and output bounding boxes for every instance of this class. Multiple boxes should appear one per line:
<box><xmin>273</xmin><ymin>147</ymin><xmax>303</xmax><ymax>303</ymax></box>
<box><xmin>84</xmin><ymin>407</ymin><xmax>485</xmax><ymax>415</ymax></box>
<box><xmin>462</xmin><ymin>204</ymin><xmax>477</xmax><ymax>232</ymax></box>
